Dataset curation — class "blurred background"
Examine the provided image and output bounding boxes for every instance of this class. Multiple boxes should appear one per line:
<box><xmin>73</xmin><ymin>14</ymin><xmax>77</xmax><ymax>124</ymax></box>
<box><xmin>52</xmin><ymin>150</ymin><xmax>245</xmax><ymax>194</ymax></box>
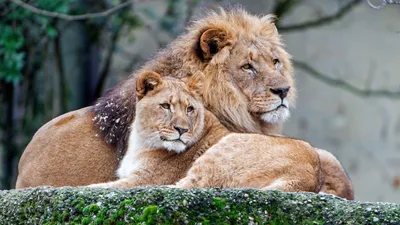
<box><xmin>0</xmin><ymin>0</ymin><xmax>399</xmax><ymax>203</ymax></box>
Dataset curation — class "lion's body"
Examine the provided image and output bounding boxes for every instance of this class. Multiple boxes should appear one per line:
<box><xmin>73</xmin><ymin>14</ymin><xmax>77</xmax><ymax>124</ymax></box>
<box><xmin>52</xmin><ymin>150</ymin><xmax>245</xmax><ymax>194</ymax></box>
<box><xmin>91</xmin><ymin>74</ymin><xmax>322</xmax><ymax>193</ymax></box>
<box><xmin>16</xmin><ymin>107</ymin><xmax>119</xmax><ymax>188</ymax></box>
<box><xmin>317</xmin><ymin>148</ymin><xmax>354</xmax><ymax>200</ymax></box>
<box><xmin>175</xmin><ymin>133</ymin><xmax>322</xmax><ymax>193</ymax></box>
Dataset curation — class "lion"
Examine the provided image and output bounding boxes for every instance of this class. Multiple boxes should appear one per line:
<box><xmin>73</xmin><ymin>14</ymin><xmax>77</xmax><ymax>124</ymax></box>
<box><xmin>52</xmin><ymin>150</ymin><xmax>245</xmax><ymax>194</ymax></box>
<box><xmin>16</xmin><ymin>7</ymin><xmax>295</xmax><ymax>188</ymax></box>
<box><xmin>16</xmin><ymin>7</ymin><xmax>353</xmax><ymax>200</ymax></box>
<box><xmin>89</xmin><ymin>71</ymin><xmax>323</xmax><ymax>194</ymax></box>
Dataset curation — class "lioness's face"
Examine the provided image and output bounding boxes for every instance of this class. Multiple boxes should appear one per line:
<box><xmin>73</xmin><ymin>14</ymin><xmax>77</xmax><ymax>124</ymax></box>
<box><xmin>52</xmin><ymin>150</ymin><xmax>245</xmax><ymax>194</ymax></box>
<box><xmin>227</xmin><ymin>40</ymin><xmax>294</xmax><ymax>124</ymax></box>
<box><xmin>135</xmin><ymin>74</ymin><xmax>205</xmax><ymax>153</ymax></box>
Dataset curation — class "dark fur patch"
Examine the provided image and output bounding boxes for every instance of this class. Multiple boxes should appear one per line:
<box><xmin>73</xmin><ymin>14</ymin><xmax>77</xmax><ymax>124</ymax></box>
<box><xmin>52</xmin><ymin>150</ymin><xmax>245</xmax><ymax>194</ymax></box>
<box><xmin>90</xmin><ymin>77</ymin><xmax>137</xmax><ymax>161</ymax></box>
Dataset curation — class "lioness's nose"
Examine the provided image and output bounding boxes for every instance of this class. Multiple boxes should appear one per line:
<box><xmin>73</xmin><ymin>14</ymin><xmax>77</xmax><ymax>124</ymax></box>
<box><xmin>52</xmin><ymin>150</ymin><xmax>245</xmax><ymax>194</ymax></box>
<box><xmin>174</xmin><ymin>126</ymin><xmax>189</xmax><ymax>135</ymax></box>
<box><xmin>270</xmin><ymin>86</ymin><xmax>290</xmax><ymax>99</ymax></box>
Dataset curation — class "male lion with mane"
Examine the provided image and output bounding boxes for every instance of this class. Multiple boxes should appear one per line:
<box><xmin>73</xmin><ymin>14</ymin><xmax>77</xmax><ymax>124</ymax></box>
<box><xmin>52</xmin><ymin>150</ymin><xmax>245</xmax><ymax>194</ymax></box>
<box><xmin>16</xmin><ymin>7</ymin><xmax>353</xmax><ymax>200</ymax></box>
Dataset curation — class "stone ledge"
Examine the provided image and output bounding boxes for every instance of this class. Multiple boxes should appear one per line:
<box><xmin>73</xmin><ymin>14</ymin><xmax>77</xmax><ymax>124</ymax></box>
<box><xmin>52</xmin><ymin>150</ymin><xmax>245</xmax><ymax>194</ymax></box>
<box><xmin>0</xmin><ymin>187</ymin><xmax>398</xmax><ymax>224</ymax></box>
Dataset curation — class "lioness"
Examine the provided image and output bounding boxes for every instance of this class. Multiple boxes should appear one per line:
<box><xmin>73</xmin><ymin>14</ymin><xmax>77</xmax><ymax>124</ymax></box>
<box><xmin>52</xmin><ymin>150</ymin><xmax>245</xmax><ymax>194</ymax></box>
<box><xmin>90</xmin><ymin>71</ymin><xmax>323</xmax><ymax>194</ymax></box>
<box><xmin>17</xmin><ymin>8</ymin><xmax>295</xmax><ymax>188</ymax></box>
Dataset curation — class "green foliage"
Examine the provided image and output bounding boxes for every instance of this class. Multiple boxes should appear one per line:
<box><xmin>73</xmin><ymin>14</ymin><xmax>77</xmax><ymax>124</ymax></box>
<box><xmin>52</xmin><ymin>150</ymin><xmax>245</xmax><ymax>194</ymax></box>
<box><xmin>0</xmin><ymin>0</ymin><xmax>76</xmax><ymax>84</ymax></box>
<box><xmin>0</xmin><ymin>25</ymin><xmax>25</xmax><ymax>84</ymax></box>
<box><xmin>0</xmin><ymin>0</ymin><xmax>141</xmax><ymax>84</ymax></box>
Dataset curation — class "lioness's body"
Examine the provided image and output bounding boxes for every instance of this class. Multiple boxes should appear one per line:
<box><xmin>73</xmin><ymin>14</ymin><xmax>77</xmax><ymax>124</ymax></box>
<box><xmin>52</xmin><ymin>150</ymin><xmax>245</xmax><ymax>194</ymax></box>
<box><xmin>91</xmin><ymin>73</ymin><xmax>322</xmax><ymax>193</ymax></box>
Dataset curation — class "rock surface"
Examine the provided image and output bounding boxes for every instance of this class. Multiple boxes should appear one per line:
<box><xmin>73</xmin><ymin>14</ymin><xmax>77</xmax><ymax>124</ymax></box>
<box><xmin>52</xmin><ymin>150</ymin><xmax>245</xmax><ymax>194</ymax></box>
<box><xmin>0</xmin><ymin>187</ymin><xmax>399</xmax><ymax>224</ymax></box>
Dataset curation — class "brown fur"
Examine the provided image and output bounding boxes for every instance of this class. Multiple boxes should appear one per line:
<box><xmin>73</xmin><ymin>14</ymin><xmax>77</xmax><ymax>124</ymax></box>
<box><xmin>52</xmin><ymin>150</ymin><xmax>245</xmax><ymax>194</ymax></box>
<box><xmin>175</xmin><ymin>133</ymin><xmax>322</xmax><ymax>193</ymax></box>
<box><xmin>16</xmin><ymin>108</ymin><xmax>119</xmax><ymax>188</ymax></box>
<box><xmin>16</xmin><ymin>7</ymin><xmax>296</xmax><ymax>188</ymax></box>
<box><xmin>90</xmin><ymin>73</ymin><xmax>322</xmax><ymax>194</ymax></box>
<box><xmin>316</xmin><ymin>148</ymin><xmax>354</xmax><ymax>200</ymax></box>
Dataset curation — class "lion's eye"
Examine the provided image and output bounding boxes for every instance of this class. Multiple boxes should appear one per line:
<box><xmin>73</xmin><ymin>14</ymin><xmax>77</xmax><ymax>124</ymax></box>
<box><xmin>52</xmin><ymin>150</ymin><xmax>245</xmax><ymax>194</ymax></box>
<box><xmin>160</xmin><ymin>103</ymin><xmax>170</xmax><ymax>109</ymax></box>
<box><xmin>273</xmin><ymin>58</ymin><xmax>280</xmax><ymax>65</ymax></box>
<box><xmin>241</xmin><ymin>63</ymin><xmax>254</xmax><ymax>70</ymax></box>
<box><xmin>187</xmin><ymin>106</ymin><xmax>194</xmax><ymax>113</ymax></box>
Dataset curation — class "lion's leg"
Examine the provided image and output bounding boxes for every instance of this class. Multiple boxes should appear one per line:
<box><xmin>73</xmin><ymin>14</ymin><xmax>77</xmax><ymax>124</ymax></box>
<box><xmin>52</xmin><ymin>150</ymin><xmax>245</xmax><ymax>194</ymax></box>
<box><xmin>262</xmin><ymin>177</ymin><xmax>318</xmax><ymax>193</ymax></box>
<box><xmin>173</xmin><ymin>176</ymin><xmax>198</xmax><ymax>189</ymax></box>
<box><xmin>88</xmin><ymin>174</ymin><xmax>147</xmax><ymax>188</ymax></box>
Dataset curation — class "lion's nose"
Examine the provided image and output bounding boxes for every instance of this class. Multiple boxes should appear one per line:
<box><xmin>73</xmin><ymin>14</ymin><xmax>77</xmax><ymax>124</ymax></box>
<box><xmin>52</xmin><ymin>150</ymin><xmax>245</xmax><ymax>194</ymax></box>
<box><xmin>174</xmin><ymin>126</ymin><xmax>189</xmax><ymax>135</ymax></box>
<box><xmin>270</xmin><ymin>86</ymin><xmax>290</xmax><ymax>99</ymax></box>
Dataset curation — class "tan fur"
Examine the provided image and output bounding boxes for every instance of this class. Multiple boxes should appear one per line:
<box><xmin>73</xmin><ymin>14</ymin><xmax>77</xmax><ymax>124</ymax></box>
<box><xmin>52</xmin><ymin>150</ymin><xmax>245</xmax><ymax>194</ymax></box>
<box><xmin>175</xmin><ymin>134</ymin><xmax>322</xmax><ymax>193</ymax></box>
<box><xmin>16</xmin><ymin>107</ymin><xmax>119</xmax><ymax>188</ymax></box>
<box><xmin>316</xmin><ymin>148</ymin><xmax>354</xmax><ymax>200</ymax></box>
<box><xmin>16</xmin><ymin>8</ymin><xmax>296</xmax><ymax>188</ymax></box>
<box><xmin>90</xmin><ymin>73</ymin><xmax>322</xmax><ymax>194</ymax></box>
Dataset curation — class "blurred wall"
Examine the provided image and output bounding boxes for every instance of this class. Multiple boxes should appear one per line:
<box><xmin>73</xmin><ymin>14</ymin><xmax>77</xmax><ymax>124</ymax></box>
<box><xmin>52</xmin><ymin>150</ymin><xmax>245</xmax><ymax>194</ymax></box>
<box><xmin>280</xmin><ymin>2</ymin><xmax>400</xmax><ymax>203</ymax></box>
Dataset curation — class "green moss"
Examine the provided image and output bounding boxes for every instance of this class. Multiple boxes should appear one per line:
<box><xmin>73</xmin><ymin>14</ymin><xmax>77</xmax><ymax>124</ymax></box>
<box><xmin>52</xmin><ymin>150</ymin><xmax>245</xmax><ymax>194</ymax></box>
<box><xmin>136</xmin><ymin>205</ymin><xmax>159</xmax><ymax>224</ymax></box>
<box><xmin>212</xmin><ymin>197</ymin><xmax>226</xmax><ymax>209</ymax></box>
<box><xmin>0</xmin><ymin>187</ymin><xmax>399</xmax><ymax>225</ymax></box>
<box><xmin>120</xmin><ymin>199</ymin><xmax>133</xmax><ymax>207</ymax></box>
<box><xmin>81</xmin><ymin>217</ymin><xmax>91</xmax><ymax>225</ymax></box>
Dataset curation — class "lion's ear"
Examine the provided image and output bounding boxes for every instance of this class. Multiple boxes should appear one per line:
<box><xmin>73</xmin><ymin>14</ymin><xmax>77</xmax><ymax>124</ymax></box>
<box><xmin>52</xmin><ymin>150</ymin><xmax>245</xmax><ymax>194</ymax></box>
<box><xmin>199</xmin><ymin>28</ymin><xmax>233</xmax><ymax>60</ymax></box>
<box><xmin>136</xmin><ymin>71</ymin><xmax>163</xmax><ymax>100</ymax></box>
<box><xmin>185</xmin><ymin>71</ymin><xmax>204</xmax><ymax>91</ymax></box>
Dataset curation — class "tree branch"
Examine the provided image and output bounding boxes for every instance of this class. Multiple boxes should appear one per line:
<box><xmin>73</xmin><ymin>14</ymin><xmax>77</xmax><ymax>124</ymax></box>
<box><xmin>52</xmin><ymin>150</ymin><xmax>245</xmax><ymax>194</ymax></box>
<box><xmin>273</xmin><ymin>0</ymin><xmax>304</xmax><ymax>23</ymax></box>
<box><xmin>54</xmin><ymin>25</ymin><xmax>68</xmax><ymax>113</ymax></box>
<box><xmin>10</xmin><ymin>0</ymin><xmax>136</xmax><ymax>21</ymax></box>
<box><xmin>293</xmin><ymin>60</ymin><xmax>400</xmax><ymax>99</ymax></box>
<box><xmin>278</xmin><ymin>0</ymin><xmax>361</xmax><ymax>32</ymax></box>
<box><xmin>94</xmin><ymin>21</ymin><xmax>126</xmax><ymax>99</ymax></box>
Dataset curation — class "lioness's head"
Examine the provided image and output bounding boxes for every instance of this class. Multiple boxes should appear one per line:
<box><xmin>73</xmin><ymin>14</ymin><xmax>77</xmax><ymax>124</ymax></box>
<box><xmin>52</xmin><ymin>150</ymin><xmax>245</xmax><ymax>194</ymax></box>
<box><xmin>189</xmin><ymin>8</ymin><xmax>296</xmax><ymax>132</ymax></box>
<box><xmin>133</xmin><ymin>71</ymin><xmax>205</xmax><ymax>153</ymax></box>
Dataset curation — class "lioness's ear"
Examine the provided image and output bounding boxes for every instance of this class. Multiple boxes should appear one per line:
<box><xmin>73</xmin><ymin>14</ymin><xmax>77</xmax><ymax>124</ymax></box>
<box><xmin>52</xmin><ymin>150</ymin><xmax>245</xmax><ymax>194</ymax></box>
<box><xmin>136</xmin><ymin>71</ymin><xmax>163</xmax><ymax>100</ymax></box>
<box><xmin>199</xmin><ymin>28</ymin><xmax>233</xmax><ymax>60</ymax></box>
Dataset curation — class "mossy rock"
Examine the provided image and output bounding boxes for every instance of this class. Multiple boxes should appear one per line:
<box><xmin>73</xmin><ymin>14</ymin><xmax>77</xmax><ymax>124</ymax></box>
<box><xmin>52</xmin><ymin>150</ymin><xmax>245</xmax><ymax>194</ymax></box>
<box><xmin>0</xmin><ymin>187</ymin><xmax>398</xmax><ymax>224</ymax></box>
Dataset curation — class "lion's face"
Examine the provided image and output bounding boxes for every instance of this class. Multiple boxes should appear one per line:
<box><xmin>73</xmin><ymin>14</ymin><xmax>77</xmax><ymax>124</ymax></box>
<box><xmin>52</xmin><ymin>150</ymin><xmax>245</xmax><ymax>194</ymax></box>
<box><xmin>195</xmin><ymin>10</ymin><xmax>296</xmax><ymax>133</ymax></box>
<box><xmin>226</xmin><ymin>40</ymin><xmax>294</xmax><ymax>124</ymax></box>
<box><xmin>134</xmin><ymin>72</ymin><xmax>205</xmax><ymax>153</ymax></box>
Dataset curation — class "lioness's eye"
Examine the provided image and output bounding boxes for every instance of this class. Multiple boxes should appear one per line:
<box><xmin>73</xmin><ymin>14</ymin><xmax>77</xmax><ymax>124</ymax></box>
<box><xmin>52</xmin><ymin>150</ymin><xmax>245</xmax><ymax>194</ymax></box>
<box><xmin>160</xmin><ymin>103</ymin><xmax>170</xmax><ymax>109</ymax></box>
<box><xmin>241</xmin><ymin>63</ymin><xmax>253</xmax><ymax>70</ymax></box>
<box><xmin>187</xmin><ymin>106</ymin><xmax>194</xmax><ymax>113</ymax></box>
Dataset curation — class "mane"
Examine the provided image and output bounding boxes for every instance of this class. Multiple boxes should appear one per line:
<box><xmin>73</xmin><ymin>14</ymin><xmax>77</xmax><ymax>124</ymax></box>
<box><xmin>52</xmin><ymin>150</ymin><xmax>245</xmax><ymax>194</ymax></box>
<box><xmin>91</xmin><ymin>7</ymin><xmax>287</xmax><ymax>159</ymax></box>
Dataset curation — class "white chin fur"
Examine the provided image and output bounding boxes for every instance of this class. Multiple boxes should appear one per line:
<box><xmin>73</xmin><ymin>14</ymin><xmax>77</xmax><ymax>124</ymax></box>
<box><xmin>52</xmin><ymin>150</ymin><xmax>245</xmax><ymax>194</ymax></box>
<box><xmin>261</xmin><ymin>107</ymin><xmax>290</xmax><ymax>124</ymax></box>
<box><xmin>163</xmin><ymin>141</ymin><xmax>187</xmax><ymax>154</ymax></box>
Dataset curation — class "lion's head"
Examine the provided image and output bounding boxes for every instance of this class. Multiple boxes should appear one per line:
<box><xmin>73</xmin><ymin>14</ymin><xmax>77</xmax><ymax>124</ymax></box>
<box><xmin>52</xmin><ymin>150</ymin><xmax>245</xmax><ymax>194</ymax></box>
<box><xmin>192</xmin><ymin>9</ymin><xmax>296</xmax><ymax>133</ymax></box>
<box><xmin>93</xmin><ymin>7</ymin><xmax>296</xmax><ymax>157</ymax></box>
<box><xmin>133</xmin><ymin>72</ymin><xmax>205</xmax><ymax>153</ymax></box>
